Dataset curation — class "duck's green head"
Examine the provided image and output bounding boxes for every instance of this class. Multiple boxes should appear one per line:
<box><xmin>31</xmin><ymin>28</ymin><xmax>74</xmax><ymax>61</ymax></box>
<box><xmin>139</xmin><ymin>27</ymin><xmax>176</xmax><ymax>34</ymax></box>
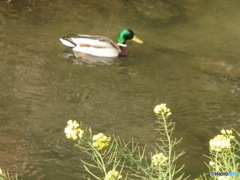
<box><xmin>117</xmin><ymin>29</ymin><xmax>143</xmax><ymax>44</ymax></box>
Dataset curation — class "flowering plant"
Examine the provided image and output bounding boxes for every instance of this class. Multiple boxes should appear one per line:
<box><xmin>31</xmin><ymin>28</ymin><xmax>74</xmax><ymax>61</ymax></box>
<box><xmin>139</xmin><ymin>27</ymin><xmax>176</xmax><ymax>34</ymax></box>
<box><xmin>63</xmin><ymin>104</ymin><xmax>186</xmax><ymax>179</ymax></box>
<box><xmin>63</xmin><ymin>105</ymin><xmax>240</xmax><ymax>180</ymax></box>
<box><xmin>197</xmin><ymin>129</ymin><xmax>239</xmax><ymax>180</ymax></box>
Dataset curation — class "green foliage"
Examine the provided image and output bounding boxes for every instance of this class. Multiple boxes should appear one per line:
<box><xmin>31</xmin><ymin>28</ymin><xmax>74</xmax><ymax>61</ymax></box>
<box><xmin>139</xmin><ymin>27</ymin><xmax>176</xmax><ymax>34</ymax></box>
<box><xmin>65</xmin><ymin>103</ymin><xmax>240</xmax><ymax>179</ymax></box>
<box><xmin>2</xmin><ymin>104</ymin><xmax>240</xmax><ymax>180</ymax></box>
<box><xmin>197</xmin><ymin>129</ymin><xmax>240</xmax><ymax>180</ymax></box>
<box><xmin>0</xmin><ymin>169</ymin><xmax>19</xmax><ymax>180</ymax></box>
<box><xmin>65</xmin><ymin>104</ymin><xmax>187</xmax><ymax>179</ymax></box>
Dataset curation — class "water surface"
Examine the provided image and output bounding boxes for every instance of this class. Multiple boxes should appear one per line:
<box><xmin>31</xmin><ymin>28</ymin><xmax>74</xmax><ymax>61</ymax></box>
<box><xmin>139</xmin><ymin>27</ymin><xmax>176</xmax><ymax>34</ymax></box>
<box><xmin>0</xmin><ymin>0</ymin><xmax>240</xmax><ymax>179</ymax></box>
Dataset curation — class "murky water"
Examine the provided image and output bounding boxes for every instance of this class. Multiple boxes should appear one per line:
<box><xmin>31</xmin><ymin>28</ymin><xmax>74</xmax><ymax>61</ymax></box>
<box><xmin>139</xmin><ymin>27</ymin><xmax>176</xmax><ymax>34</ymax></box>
<box><xmin>0</xmin><ymin>0</ymin><xmax>240</xmax><ymax>179</ymax></box>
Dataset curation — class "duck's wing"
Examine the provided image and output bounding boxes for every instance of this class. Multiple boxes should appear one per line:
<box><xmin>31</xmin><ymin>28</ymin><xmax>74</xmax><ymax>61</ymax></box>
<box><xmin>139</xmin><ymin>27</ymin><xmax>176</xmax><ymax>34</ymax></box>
<box><xmin>60</xmin><ymin>34</ymin><xmax>121</xmax><ymax>57</ymax></box>
<box><xmin>67</xmin><ymin>34</ymin><xmax>121</xmax><ymax>52</ymax></box>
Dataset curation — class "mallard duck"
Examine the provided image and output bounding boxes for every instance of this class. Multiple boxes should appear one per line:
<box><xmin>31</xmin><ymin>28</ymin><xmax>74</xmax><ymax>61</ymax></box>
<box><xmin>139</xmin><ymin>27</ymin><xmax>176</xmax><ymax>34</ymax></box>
<box><xmin>59</xmin><ymin>29</ymin><xmax>143</xmax><ymax>57</ymax></box>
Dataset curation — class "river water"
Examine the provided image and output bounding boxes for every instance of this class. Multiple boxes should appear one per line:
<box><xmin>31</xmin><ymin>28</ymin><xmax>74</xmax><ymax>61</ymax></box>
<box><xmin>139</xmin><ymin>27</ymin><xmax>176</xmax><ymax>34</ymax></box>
<box><xmin>0</xmin><ymin>0</ymin><xmax>240</xmax><ymax>179</ymax></box>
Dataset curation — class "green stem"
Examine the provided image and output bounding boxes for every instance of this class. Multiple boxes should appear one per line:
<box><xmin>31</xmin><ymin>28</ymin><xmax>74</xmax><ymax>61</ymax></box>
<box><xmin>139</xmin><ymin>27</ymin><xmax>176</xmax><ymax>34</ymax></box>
<box><xmin>162</xmin><ymin>113</ymin><xmax>173</xmax><ymax>180</ymax></box>
<box><xmin>115</xmin><ymin>145</ymin><xmax>153</xmax><ymax>179</ymax></box>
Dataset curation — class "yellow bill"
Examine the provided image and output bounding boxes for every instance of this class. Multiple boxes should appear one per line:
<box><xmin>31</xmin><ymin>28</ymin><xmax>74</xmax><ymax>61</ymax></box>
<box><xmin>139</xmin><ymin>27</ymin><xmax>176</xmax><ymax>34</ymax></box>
<box><xmin>132</xmin><ymin>35</ymin><xmax>143</xmax><ymax>43</ymax></box>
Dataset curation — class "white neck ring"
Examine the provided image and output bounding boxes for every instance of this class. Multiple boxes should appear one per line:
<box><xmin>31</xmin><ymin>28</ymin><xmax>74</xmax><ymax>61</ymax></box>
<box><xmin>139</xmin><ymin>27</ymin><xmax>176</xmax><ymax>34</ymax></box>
<box><xmin>118</xmin><ymin>43</ymin><xmax>127</xmax><ymax>47</ymax></box>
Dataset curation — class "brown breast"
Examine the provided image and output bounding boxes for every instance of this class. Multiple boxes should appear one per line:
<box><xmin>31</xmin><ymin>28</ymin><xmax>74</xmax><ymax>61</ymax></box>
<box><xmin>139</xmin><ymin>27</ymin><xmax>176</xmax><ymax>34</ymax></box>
<box><xmin>118</xmin><ymin>46</ymin><xmax>128</xmax><ymax>57</ymax></box>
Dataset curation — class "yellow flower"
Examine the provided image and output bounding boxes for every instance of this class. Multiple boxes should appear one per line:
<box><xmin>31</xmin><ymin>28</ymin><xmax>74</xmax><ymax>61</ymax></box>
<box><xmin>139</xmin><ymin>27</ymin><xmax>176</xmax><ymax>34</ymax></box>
<box><xmin>64</xmin><ymin>120</ymin><xmax>84</xmax><ymax>140</ymax></box>
<box><xmin>104</xmin><ymin>170</ymin><xmax>122</xmax><ymax>180</ymax></box>
<box><xmin>154</xmin><ymin>104</ymin><xmax>171</xmax><ymax>116</ymax></box>
<box><xmin>209</xmin><ymin>129</ymin><xmax>234</xmax><ymax>152</ymax></box>
<box><xmin>93</xmin><ymin>133</ymin><xmax>111</xmax><ymax>150</ymax></box>
<box><xmin>209</xmin><ymin>161</ymin><xmax>220</xmax><ymax>171</ymax></box>
<box><xmin>221</xmin><ymin>129</ymin><xmax>234</xmax><ymax>137</ymax></box>
<box><xmin>209</xmin><ymin>135</ymin><xmax>231</xmax><ymax>151</ymax></box>
<box><xmin>68</xmin><ymin>119</ymin><xmax>79</xmax><ymax>127</ymax></box>
<box><xmin>209</xmin><ymin>161</ymin><xmax>215</xmax><ymax>166</ymax></box>
<box><xmin>151</xmin><ymin>153</ymin><xmax>168</xmax><ymax>167</ymax></box>
<box><xmin>221</xmin><ymin>129</ymin><xmax>226</xmax><ymax>134</ymax></box>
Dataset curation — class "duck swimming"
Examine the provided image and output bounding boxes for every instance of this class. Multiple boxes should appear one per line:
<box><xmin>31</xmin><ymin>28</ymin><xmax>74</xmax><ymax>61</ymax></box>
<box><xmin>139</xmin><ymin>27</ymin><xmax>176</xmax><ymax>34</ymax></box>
<box><xmin>59</xmin><ymin>29</ymin><xmax>143</xmax><ymax>57</ymax></box>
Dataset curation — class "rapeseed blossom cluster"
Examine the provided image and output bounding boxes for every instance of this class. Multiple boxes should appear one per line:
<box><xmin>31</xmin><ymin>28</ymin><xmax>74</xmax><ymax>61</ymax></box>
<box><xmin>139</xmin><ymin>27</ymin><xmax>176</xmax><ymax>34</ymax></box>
<box><xmin>209</xmin><ymin>129</ymin><xmax>235</xmax><ymax>152</ymax></box>
<box><xmin>209</xmin><ymin>161</ymin><xmax>220</xmax><ymax>171</ymax></box>
<box><xmin>93</xmin><ymin>133</ymin><xmax>111</xmax><ymax>150</ymax></box>
<box><xmin>151</xmin><ymin>152</ymin><xmax>168</xmax><ymax>167</ymax></box>
<box><xmin>104</xmin><ymin>170</ymin><xmax>122</xmax><ymax>180</ymax></box>
<box><xmin>154</xmin><ymin>104</ymin><xmax>171</xmax><ymax>116</ymax></box>
<box><xmin>65</xmin><ymin>120</ymin><xmax>84</xmax><ymax>140</ymax></box>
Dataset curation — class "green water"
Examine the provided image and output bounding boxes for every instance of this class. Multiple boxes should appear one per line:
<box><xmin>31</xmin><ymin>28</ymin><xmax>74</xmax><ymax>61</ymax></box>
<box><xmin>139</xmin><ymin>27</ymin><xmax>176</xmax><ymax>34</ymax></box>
<box><xmin>0</xmin><ymin>0</ymin><xmax>240</xmax><ymax>179</ymax></box>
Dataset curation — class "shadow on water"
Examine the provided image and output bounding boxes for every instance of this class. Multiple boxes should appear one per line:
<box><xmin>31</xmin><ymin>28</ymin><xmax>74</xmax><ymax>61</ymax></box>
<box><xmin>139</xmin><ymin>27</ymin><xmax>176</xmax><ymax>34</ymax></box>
<box><xmin>0</xmin><ymin>0</ymin><xmax>240</xmax><ymax>179</ymax></box>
